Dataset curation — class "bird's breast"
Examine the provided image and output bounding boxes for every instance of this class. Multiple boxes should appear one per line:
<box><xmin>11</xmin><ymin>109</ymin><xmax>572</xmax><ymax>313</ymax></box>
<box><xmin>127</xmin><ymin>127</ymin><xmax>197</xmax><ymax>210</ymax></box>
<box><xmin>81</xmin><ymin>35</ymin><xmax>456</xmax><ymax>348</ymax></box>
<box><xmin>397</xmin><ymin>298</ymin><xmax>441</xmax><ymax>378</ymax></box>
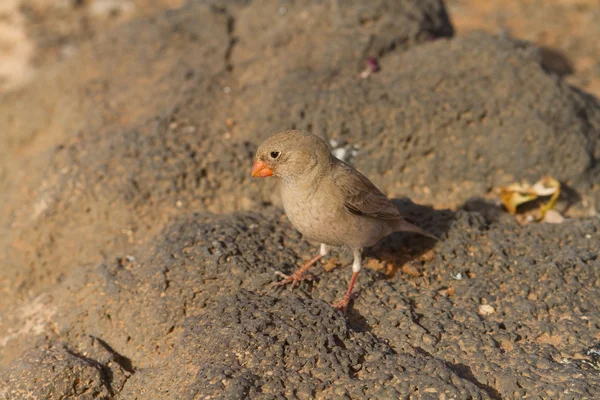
<box><xmin>281</xmin><ymin>183</ymin><xmax>347</xmax><ymax>246</ymax></box>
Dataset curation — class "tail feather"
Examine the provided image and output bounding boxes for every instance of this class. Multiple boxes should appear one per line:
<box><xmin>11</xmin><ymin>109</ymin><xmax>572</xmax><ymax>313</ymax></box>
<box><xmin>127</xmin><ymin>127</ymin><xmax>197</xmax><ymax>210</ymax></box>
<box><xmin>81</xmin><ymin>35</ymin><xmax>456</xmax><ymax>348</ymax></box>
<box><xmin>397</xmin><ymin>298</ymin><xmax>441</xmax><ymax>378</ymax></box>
<box><xmin>393</xmin><ymin>219</ymin><xmax>439</xmax><ymax>240</ymax></box>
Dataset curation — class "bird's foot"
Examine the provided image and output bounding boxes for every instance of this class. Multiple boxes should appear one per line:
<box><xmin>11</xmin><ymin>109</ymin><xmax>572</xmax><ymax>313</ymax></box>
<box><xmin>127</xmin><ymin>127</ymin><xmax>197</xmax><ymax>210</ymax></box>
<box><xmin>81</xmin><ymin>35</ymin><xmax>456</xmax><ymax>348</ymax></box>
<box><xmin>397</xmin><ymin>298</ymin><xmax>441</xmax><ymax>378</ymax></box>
<box><xmin>332</xmin><ymin>292</ymin><xmax>358</xmax><ymax>313</ymax></box>
<box><xmin>274</xmin><ymin>270</ymin><xmax>313</xmax><ymax>289</ymax></box>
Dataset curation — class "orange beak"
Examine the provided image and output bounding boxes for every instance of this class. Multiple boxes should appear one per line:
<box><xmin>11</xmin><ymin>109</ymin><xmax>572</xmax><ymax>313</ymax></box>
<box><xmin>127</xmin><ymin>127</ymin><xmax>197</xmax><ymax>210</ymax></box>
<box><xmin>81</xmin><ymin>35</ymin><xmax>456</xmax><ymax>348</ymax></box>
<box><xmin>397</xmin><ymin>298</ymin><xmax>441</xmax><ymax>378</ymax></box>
<box><xmin>251</xmin><ymin>160</ymin><xmax>273</xmax><ymax>177</ymax></box>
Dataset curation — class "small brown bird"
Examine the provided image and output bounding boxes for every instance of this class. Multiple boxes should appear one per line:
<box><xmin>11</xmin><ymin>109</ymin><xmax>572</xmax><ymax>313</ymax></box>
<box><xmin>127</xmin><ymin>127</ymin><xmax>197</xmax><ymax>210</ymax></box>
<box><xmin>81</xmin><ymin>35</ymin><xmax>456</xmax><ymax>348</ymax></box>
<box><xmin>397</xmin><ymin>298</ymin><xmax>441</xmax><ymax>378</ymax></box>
<box><xmin>252</xmin><ymin>130</ymin><xmax>437</xmax><ymax>312</ymax></box>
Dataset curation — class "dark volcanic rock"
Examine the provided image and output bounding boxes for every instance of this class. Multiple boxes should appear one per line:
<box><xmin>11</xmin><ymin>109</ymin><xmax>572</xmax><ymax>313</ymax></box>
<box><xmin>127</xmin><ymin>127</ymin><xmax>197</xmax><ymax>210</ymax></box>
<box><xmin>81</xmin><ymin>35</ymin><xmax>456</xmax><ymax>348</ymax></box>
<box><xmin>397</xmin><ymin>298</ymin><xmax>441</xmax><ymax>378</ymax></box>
<box><xmin>0</xmin><ymin>337</ymin><xmax>131</xmax><ymax>400</ymax></box>
<box><xmin>120</xmin><ymin>292</ymin><xmax>486</xmax><ymax>399</ymax></box>
<box><xmin>365</xmin><ymin>33</ymin><xmax>600</xmax><ymax>205</ymax></box>
<box><xmin>1</xmin><ymin>1</ymin><xmax>600</xmax><ymax>399</ymax></box>
<box><xmin>237</xmin><ymin>32</ymin><xmax>600</xmax><ymax>208</ymax></box>
<box><xmin>2</xmin><ymin>208</ymin><xmax>599</xmax><ymax>398</ymax></box>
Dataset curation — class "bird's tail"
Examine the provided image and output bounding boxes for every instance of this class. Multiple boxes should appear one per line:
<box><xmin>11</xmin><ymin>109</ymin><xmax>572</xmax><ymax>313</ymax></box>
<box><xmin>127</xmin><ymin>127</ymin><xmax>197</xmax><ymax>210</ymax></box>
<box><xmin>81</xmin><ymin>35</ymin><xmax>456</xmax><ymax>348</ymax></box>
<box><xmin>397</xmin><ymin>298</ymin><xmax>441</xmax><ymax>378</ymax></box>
<box><xmin>393</xmin><ymin>219</ymin><xmax>439</xmax><ymax>240</ymax></box>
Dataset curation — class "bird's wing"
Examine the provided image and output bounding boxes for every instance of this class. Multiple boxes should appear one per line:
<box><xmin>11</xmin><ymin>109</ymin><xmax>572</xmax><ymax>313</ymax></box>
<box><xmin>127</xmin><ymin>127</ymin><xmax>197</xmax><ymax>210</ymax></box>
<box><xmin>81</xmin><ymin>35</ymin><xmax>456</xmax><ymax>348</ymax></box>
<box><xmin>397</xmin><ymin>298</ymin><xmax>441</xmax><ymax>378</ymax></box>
<box><xmin>332</xmin><ymin>160</ymin><xmax>403</xmax><ymax>220</ymax></box>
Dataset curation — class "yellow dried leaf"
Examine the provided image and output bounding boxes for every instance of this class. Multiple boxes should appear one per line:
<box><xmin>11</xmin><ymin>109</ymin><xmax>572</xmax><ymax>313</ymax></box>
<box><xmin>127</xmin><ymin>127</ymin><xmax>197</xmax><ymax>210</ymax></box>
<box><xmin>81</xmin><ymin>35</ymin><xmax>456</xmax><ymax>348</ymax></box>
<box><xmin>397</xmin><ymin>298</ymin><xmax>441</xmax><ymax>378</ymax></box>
<box><xmin>499</xmin><ymin>190</ymin><xmax>537</xmax><ymax>214</ymax></box>
<box><xmin>532</xmin><ymin>176</ymin><xmax>559</xmax><ymax>196</ymax></box>
<box><xmin>537</xmin><ymin>176</ymin><xmax>561</xmax><ymax>219</ymax></box>
<box><xmin>497</xmin><ymin>176</ymin><xmax>561</xmax><ymax>220</ymax></box>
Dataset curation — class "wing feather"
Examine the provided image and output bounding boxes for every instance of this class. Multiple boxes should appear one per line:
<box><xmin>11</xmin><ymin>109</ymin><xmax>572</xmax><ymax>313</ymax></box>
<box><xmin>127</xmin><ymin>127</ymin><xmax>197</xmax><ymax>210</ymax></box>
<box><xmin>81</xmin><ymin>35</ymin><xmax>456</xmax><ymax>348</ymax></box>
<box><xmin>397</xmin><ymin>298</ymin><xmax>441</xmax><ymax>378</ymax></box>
<box><xmin>332</xmin><ymin>160</ymin><xmax>403</xmax><ymax>220</ymax></box>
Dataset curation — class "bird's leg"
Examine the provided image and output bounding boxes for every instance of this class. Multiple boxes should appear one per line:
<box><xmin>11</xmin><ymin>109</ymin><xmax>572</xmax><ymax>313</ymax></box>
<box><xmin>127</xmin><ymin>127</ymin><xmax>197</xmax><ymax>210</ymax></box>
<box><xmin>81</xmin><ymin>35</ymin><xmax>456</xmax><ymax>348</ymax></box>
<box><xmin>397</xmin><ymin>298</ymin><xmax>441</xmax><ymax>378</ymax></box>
<box><xmin>332</xmin><ymin>248</ymin><xmax>362</xmax><ymax>312</ymax></box>
<box><xmin>275</xmin><ymin>244</ymin><xmax>329</xmax><ymax>289</ymax></box>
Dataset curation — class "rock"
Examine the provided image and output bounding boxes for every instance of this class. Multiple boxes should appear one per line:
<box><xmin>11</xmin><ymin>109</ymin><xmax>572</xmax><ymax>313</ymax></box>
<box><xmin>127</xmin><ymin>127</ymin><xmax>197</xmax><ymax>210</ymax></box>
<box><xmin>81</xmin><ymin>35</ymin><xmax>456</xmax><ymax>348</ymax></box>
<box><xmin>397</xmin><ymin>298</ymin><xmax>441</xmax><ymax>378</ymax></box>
<box><xmin>2</xmin><ymin>208</ymin><xmax>600</xmax><ymax>398</ymax></box>
<box><xmin>2</xmin><ymin>1</ymin><xmax>600</xmax><ymax>398</ymax></box>
<box><xmin>238</xmin><ymin>32</ymin><xmax>600</xmax><ymax>209</ymax></box>
<box><xmin>0</xmin><ymin>337</ymin><xmax>131</xmax><ymax>400</ymax></box>
<box><xmin>119</xmin><ymin>291</ymin><xmax>487</xmax><ymax>399</ymax></box>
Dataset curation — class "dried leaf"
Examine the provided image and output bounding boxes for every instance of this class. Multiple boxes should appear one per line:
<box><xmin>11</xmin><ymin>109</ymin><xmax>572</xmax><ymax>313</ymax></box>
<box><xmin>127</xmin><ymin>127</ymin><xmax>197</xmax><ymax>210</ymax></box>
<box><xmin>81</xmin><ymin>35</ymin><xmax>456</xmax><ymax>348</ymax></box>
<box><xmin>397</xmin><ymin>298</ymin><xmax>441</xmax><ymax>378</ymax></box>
<box><xmin>537</xmin><ymin>176</ymin><xmax>561</xmax><ymax>219</ymax></box>
<box><xmin>497</xmin><ymin>176</ymin><xmax>561</xmax><ymax>221</ymax></box>
<box><xmin>499</xmin><ymin>188</ymin><xmax>538</xmax><ymax>215</ymax></box>
<box><xmin>532</xmin><ymin>177</ymin><xmax>559</xmax><ymax>196</ymax></box>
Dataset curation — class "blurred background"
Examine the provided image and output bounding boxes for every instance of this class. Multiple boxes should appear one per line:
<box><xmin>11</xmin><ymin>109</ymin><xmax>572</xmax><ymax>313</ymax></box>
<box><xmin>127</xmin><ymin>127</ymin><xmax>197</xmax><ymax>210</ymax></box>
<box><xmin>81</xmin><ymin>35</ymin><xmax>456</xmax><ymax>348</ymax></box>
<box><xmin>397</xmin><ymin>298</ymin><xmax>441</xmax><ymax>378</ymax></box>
<box><xmin>2</xmin><ymin>0</ymin><xmax>599</xmax><ymax>97</ymax></box>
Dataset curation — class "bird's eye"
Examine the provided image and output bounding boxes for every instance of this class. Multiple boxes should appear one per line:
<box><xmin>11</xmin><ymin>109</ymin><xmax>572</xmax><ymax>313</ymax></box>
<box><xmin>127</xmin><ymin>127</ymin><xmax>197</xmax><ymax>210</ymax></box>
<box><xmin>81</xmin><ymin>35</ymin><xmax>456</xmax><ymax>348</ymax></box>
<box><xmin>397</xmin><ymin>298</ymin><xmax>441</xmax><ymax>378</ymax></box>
<box><xmin>270</xmin><ymin>151</ymin><xmax>281</xmax><ymax>159</ymax></box>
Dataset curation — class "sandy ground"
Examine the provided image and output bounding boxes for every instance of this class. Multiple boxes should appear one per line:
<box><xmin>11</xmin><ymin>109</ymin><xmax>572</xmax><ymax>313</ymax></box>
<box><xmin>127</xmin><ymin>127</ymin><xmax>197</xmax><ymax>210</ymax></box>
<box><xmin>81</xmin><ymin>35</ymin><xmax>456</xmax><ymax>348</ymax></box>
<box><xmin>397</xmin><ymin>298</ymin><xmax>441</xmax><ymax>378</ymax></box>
<box><xmin>0</xmin><ymin>0</ymin><xmax>35</xmax><ymax>91</ymax></box>
<box><xmin>2</xmin><ymin>0</ymin><xmax>600</xmax><ymax>97</ymax></box>
<box><xmin>0</xmin><ymin>0</ymin><xmax>184</xmax><ymax>92</ymax></box>
<box><xmin>446</xmin><ymin>0</ymin><xmax>600</xmax><ymax>98</ymax></box>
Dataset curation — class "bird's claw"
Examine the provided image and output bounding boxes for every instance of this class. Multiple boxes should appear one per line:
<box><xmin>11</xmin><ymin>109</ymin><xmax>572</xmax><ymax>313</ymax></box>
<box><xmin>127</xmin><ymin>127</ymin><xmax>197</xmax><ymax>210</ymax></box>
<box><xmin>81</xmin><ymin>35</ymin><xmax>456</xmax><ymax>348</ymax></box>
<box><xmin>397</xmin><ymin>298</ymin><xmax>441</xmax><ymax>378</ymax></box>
<box><xmin>274</xmin><ymin>270</ymin><xmax>313</xmax><ymax>289</ymax></box>
<box><xmin>332</xmin><ymin>292</ymin><xmax>358</xmax><ymax>313</ymax></box>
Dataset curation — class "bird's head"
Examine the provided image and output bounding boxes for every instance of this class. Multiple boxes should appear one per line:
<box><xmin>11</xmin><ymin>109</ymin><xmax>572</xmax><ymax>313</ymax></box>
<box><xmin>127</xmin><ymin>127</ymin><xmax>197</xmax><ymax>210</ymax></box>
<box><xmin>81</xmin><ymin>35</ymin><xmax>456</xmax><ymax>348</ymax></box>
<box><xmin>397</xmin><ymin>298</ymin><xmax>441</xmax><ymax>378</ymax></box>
<box><xmin>252</xmin><ymin>130</ymin><xmax>332</xmax><ymax>181</ymax></box>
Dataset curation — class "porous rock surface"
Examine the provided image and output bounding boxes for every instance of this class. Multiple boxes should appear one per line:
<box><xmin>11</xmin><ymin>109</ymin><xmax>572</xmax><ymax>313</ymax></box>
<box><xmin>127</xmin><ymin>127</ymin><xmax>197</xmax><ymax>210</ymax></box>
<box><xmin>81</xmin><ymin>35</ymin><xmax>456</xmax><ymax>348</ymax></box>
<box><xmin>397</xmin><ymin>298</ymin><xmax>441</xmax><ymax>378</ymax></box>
<box><xmin>1</xmin><ymin>0</ymin><xmax>600</xmax><ymax>399</ymax></box>
<box><xmin>2</xmin><ymin>208</ymin><xmax>600</xmax><ymax>399</ymax></box>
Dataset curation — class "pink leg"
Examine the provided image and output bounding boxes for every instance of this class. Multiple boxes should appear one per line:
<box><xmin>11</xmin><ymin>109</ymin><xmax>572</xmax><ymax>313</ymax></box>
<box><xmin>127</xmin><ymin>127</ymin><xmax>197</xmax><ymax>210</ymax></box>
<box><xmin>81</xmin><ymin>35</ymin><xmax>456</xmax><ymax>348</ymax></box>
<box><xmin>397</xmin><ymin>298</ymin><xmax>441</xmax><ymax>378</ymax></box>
<box><xmin>275</xmin><ymin>244</ymin><xmax>329</xmax><ymax>289</ymax></box>
<box><xmin>332</xmin><ymin>271</ymin><xmax>359</xmax><ymax>313</ymax></box>
<box><xmin>332</xmin><ymin>248</ymin><xmax>362</xmax><ymax>312</ymax></box>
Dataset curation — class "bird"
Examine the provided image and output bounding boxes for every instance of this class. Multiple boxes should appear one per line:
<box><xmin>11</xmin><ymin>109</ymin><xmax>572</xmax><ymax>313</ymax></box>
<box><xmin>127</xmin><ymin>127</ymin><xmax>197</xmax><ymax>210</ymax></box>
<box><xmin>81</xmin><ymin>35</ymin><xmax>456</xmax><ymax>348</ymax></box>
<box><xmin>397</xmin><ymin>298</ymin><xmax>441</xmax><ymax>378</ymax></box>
<box><xmin>251</xmin><ymin>130</ymin><xmax>437</xmax><ymax>312</ymax></box>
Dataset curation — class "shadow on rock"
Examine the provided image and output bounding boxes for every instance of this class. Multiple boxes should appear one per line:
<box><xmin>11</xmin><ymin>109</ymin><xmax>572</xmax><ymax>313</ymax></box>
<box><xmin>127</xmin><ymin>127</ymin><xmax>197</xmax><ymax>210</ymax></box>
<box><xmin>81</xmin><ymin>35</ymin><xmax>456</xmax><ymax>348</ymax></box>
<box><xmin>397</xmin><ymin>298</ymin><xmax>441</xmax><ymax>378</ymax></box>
<box><xmin>460</xmin><ymin>197</ymin><xmax>505</xmax><ymax>224</ymax></box>
<box><xmin>558</xmin><ymin>181</ymin><xmax>584</xmax><ymax>214</ymax></box>
<box><xmin>447</xmin><ymin>362</ymin><xmax>503</xmax><ymax>400</ymax></box>
<box><xmin>364</xmin><ymin>198</ymin><xmax>455</xmax><ymax>278</ymax></box>
<box><xmin>539</xmin><ymin>46</ymin><xmax>575</xmax><ymax>77</ymax></box>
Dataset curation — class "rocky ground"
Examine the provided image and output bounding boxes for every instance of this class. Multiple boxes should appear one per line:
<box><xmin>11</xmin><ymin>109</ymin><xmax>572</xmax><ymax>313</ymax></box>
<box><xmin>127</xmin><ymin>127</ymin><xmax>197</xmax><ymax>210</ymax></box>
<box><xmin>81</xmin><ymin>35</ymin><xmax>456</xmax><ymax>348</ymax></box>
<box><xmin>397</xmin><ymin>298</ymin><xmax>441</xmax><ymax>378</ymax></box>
<box><xmin>447</xmin><ymin>0</ymin><xmax>600</xmax><ymax>99</ymax></box>
<box><xmin>1</xmin><ymin>0</ymin><xmax>599</xmax><ymax>399</ymax></box>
